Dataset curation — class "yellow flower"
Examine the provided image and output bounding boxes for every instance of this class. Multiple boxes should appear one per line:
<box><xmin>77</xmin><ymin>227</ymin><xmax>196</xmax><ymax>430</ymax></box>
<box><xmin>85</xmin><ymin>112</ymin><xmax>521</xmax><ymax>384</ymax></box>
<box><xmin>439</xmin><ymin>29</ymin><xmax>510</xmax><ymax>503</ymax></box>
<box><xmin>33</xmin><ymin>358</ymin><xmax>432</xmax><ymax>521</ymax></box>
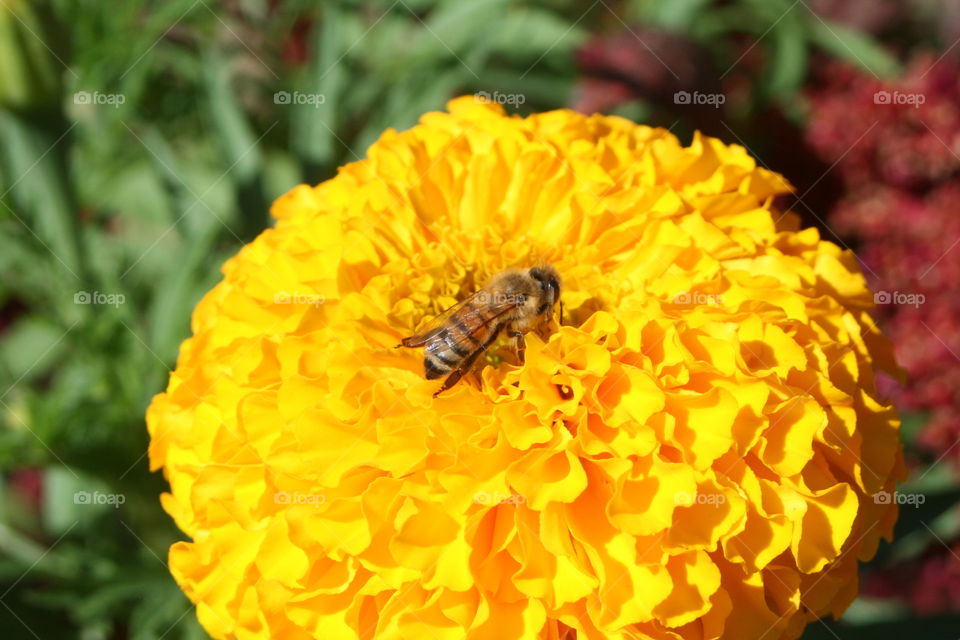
<box><xmin>147</xmin><ymin>97</ymin><xmax>906</xmax><ymax>640</ymax></box>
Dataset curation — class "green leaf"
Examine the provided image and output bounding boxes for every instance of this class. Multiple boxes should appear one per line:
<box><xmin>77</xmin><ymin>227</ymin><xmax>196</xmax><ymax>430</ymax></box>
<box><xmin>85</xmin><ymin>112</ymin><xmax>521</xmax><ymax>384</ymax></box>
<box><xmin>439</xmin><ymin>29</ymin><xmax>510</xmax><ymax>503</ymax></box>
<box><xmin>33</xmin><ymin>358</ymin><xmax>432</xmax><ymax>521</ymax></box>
<box><xmin>203</xmin><ymin>48</ymin><xmax>261</xmax><ymax>185</ymax></box>
<box><xmin>899</xmin><ymin>411</ymin><xmax>929</xmax><ymax>448</ymax></box>
<box><xmin>0</xmin><ymin>520</ymin><xmax>49</xmax><ymax>570</ymax></box>
<box><xmin>147</xmin><ymin>218</ymin><xmax>220</xmax><ymax>362</ymax></box>
<box><xmin>352</xmin><ymin>68</ymin><xmax>462</xmax><ymax>154</ymax></box>
<box><xmin>764</xmin><ymin>6</ymin><xmax>808</xmax><ymax>98</ymax></box>
<box><xmin>43</xmin><ymin>467</ymin><xmax>114</xmax><ymax>534</ymax></box>
<box><xmin>293</xmin><ymin>3</ymin><xmax>351</xmax><ymax>167</ymax></box>
<box><xmin>262</xmin><ymin>149</ymin><xmax>303</xmax><ymax>204</ymax></box>
<box><xmin>129</xmin><ymin>579</ymin><xmax>197</xmax><ymax>640</ymax></box>
<box><xmin>485</xmin><ymin>5</ymin><xmax>588</xmax><ymax>65</ymax></box>
<box><xmin>807</xmin><ymin>17</ymin><xmax>901</xmax><ymax>78</ymax></box>
<box><xmin>639</xmin><ymin>0</ymin><xmax>713</xmax><ymax>30</ymax></box>
<box><xmin>840</xmin><ymin>596</ymin><xmax>910</xmax><ymax>625</ymax></box>
<box><xmin>0</xmin><ymin>3</ymin><xmax>61</xmax><ymax>109</ymax></box>
<box><xmin>0</xmin><ymin>316</ymin><xmax>70</xmax><ymax>385</ymax></box>
<box><xmin>422</xmin><ymin>0</ymin><xmax>511</xmax><ymax>57</ymax></box>
<box><xmin>877</xmin><ymin>486</ymin><xmax>960</xmax><ymax>564</ymax></box>
<box><xmin>80</xmin><ymin>160</ymin><xmax>173</xmax><ymax>228</ymax></box>
<box><xmin>0</xmin><ymin>112</ymin><xmax>83</xmax><ymax>280</ymax></box>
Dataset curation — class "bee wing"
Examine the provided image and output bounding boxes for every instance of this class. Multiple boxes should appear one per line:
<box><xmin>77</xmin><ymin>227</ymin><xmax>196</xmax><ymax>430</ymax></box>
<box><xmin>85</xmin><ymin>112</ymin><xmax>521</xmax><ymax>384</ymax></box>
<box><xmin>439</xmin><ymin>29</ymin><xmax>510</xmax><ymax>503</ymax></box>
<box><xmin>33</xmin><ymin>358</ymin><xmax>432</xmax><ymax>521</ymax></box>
<box><xmin>400</xmin><ymin>289</ymin><xmax>518</xmax><ymax>348</ymax></box>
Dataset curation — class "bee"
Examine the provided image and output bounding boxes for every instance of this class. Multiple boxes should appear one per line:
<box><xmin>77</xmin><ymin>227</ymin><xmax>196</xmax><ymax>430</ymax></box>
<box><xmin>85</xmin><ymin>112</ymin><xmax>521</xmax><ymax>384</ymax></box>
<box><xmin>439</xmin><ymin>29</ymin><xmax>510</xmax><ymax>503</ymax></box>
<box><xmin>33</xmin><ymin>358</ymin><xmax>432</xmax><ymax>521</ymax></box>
<box><xmin>399</xmin><ymin>265</ymin><xmax>562</xmax><ymax>397</ymax></box>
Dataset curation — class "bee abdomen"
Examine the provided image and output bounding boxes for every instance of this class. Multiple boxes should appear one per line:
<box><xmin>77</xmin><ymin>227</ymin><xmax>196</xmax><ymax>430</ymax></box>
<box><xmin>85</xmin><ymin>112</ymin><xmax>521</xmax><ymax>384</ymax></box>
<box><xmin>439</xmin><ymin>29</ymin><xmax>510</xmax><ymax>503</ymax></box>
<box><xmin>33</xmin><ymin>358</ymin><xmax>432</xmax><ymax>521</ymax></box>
<box><xmin>424</xmin><ymin>353</ymin><xmax>456</xmax><ymax>379</ymax></box>
<box><xmin>423</xmin><ymin>330</ymin><xmax>467</xmax><ymax>379</ymax></box>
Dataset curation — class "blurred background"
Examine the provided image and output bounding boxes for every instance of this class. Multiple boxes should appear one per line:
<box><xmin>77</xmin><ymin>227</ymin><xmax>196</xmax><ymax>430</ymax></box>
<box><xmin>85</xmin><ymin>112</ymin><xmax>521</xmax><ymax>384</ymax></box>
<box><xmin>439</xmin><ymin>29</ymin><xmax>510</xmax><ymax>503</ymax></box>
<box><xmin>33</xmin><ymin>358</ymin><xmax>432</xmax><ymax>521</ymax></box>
<box><xmin>1</xmin><ymin>0</ymin><xmax>959</xmax><ymax>638</ymax></box>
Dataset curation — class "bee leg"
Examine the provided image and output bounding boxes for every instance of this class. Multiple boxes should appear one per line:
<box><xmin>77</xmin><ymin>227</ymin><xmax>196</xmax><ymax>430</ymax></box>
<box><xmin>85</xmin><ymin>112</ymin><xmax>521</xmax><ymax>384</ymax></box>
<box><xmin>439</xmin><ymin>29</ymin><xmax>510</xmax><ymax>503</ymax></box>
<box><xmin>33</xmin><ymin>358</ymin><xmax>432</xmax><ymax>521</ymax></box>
<box><xmin>433</xmin><ymin>368</ymin><xmax>466</xmax><ymax>398</ymax></box>
<box><xmin>508</xmin><ymin>330</ymin><xmax>525</xmax><ymax>365</ymax></box>
<box><xmin>399</xmin><ymin>335</ymin><xmax>426</xmax><ymax>348</ymax></box>
<box><xmin>433</xmin><ymin>348</ymin><xmax>486</xmax><ymax>397</ymax></box>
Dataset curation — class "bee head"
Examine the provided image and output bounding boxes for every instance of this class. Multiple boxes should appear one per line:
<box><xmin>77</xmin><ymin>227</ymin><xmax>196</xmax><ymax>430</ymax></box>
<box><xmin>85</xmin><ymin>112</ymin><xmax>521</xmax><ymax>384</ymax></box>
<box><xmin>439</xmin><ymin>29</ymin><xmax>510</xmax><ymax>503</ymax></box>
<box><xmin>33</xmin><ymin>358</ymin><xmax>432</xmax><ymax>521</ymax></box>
<box><xmin>529</xmin><ymin>265</ymin><xmax>561</xmax><ymax>316</ymax></box>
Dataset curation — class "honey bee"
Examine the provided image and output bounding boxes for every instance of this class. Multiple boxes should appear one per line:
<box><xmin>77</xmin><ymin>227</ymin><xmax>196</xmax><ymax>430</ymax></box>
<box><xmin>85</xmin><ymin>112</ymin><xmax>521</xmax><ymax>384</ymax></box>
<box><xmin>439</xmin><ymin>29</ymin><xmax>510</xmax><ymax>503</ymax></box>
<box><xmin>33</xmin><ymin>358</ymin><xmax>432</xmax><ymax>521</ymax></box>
<box><xmin>399</xmin><ymin>265</ymin><xmax>562</xmax><ymax>397</ymax></box>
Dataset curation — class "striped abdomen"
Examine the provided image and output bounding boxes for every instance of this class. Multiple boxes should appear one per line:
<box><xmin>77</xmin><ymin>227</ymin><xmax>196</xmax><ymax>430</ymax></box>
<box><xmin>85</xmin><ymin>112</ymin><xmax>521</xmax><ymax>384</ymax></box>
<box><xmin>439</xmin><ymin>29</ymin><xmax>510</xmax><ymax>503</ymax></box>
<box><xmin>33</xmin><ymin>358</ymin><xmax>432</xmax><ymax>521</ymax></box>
<box><xmin>422</xmin><ymin>304</ymin><xmax>500</xmax><ymax>379</ymax></box>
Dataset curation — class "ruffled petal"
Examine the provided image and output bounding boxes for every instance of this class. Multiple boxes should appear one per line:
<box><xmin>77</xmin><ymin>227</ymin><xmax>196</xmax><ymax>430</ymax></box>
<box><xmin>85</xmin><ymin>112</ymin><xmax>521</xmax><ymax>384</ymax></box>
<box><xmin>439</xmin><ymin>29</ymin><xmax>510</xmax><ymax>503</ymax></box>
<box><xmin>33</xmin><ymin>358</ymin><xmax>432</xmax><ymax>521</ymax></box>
<box><xmin>148</xmin><ymin>96</ymin><xmax>905</xmax><ymax>640</ymax></box>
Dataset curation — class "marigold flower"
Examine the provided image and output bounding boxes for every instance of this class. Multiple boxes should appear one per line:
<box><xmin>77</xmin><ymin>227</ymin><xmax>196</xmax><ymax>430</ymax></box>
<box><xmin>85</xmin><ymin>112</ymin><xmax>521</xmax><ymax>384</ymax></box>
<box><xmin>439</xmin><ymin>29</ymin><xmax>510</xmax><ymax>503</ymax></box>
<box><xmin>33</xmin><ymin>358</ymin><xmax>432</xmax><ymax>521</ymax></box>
<box><xmin>147</xmin><ymin>97</ymin><xmax>906</xmax><ymax>639</ymax></box>
<box><xmin>806</xmin><ymin>54</ymin><xmax>960</xmax><ymax>472</ymax></box>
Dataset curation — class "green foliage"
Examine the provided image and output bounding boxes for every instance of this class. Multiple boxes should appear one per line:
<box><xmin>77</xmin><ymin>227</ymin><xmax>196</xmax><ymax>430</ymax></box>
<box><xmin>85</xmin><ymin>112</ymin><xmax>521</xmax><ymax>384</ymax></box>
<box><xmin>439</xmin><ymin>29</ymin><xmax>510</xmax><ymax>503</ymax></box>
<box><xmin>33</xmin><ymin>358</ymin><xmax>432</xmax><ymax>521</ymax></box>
<box><xmin>0</xmin><ymin>0</ymin><xmax>585</xmax><ymax>637</ymax></box>
<box><xmin>630</xmin><ymin>0</ymin><xmax>901</xmax><ymax>118</ymax></box>
<box><xmin>0</xmin><ymin>0</ymin><xmax>954</xmax><ymax>638</ymax></box>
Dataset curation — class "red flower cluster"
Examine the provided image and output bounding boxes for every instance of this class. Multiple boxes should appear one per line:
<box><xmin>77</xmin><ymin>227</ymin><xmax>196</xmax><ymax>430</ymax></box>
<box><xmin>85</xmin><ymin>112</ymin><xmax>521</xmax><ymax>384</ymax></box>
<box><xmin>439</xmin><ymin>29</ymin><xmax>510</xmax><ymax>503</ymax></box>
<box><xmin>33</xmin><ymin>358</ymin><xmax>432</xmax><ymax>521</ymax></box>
<box><xmin>807</xmin><ymin>52</ymin><xmax>960</xmax><ymax>616</ymax></box>
<box><xmin>806</xmin><ymin>53</ymin><xmax>960</xmax><ymax>463</ymax></box>
<box><xmin>862</xmin><ymin>539</ymin><xmax>960</xmax><ymax>615</ymax></box>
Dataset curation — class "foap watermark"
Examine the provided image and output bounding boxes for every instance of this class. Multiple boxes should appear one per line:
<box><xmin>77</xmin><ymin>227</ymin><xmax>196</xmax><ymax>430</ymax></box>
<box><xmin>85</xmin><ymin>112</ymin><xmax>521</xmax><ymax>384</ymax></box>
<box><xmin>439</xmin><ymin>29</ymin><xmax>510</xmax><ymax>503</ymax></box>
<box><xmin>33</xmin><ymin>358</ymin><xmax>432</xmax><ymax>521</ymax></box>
<box><xmin>475</xmin><ymin>291</ymin><xmax>528</xmax><ymax>306</ymax></box>
<box><xmin>274</xmin><ymin>91</ymin><xmax>326</xmax><ymax>107</ymax></box>
<box><xmin>873</xmin><ymin>490</ymin><xmax>925</xmax><ymax>507</ymax></box>
<box><xmin>274</xmin><ymin>491</ymin><xmax>326</xmax><ymax>506</ymax></box>
<box><xmin>73</xmin><ymin>91</ymin><xmax>126</xmax><ymax>108</ymax></box>
<box><xmin>873</xmin><ymin>90</ymin><xmax>925</xmax><ymax>108</ymax></box>
<box><xmin>473</xmin><ymin>491</ymin><xmax>526</xmax><ymax>506</ymax></box>
<box><xmin>74</xmin><ymin>291</ymin><xmax>125</xmax><ymax>307</ymax></box>
<box><xmin>674</xmin><ymin>491</ymin><xmax>727</xmax><ymax>507</ymax></box>
<box><xmin>674</xmin><ymin>90</ymin><xmax>725</xmax><ymax>108</ymax></box>
<box><xmin>74</xmin><ymin>490</ymin><xmax>125</xmax><ymax>508</ymax></box>
<box><xmin>474</xmin><ymin>91</ymin><xmax>526</xmax><ymax>107</ymax></box>
<box><xmin>673</xmin><ymin>291</ymin><xmax>723</xmax><ymax>306</ymax></box>
<box><xmin>274</xmin><ymin>291</ymin><xmax>325</xmax><ymax>307</ymax></box>
<box><xmin>874</xmin><ymin>290</ymin><xmax>925</xmax><ymax>308</ymax></box>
